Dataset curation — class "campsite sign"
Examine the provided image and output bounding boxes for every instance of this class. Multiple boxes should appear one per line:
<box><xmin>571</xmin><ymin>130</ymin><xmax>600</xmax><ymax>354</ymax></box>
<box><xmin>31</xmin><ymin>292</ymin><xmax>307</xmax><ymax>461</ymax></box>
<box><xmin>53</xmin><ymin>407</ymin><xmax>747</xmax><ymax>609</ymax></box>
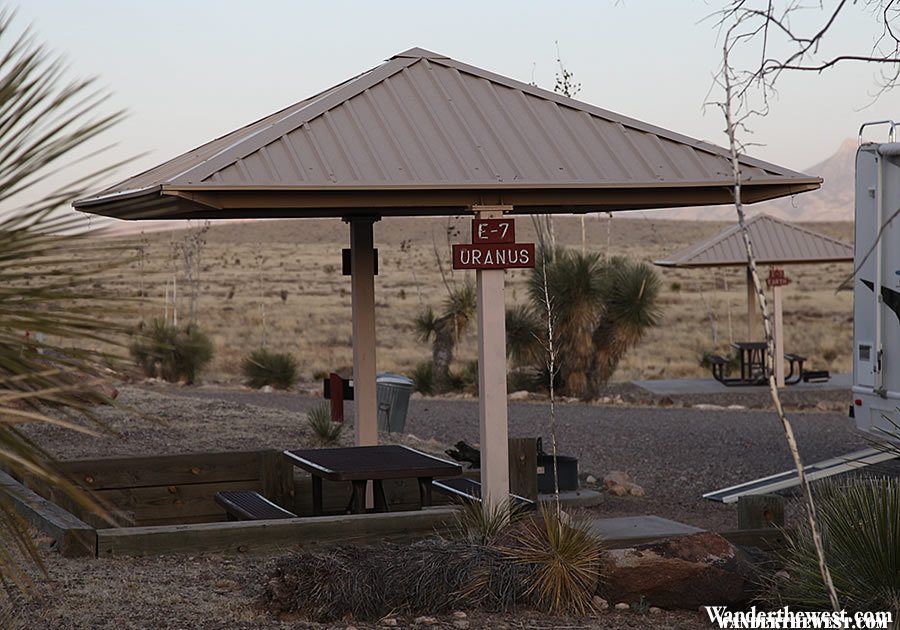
<box><xmin>452</xmin><ymin>218</ymin><xmax>536</xmax><ymax>270</ymax></box>
<box><xmin>766</xmin><ymin>267</ymin><xmax>791</xmax><ymax>288</ymax></box>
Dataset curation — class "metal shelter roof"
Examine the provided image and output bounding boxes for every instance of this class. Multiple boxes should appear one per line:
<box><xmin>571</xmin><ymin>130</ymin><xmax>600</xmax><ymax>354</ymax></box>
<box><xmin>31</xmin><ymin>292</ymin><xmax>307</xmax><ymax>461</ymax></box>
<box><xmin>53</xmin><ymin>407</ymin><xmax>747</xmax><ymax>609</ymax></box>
<box><xmin>74</xmin><ymin>47</ymin><xmax>821</xmax><ymax>220</ymax></box>
<box><xmin>653</xmin><ymin>214</ymin><xmax>853</xmax><ymax>268</ymax></box>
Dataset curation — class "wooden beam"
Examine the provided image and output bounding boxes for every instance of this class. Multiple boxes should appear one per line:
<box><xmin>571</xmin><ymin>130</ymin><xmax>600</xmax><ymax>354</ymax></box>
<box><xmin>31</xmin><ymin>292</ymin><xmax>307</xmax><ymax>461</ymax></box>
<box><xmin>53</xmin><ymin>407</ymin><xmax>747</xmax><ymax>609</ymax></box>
<box><xmin>259</xmin><ymin>450</ymin><xmax>294</xmax><ymax>510</ymax></box>
<box><xmin>0</xmin><ymin>470</ymin><xmax>96</xmax><ymax>558</ymax></box>
<box><xmin>96</xmin><ymin>507</ymin><xmax>460</xmax><ymax>557</ymax></box>
<box><xmin>55</xmin><ymin>450</ymin><xmax>263</xmax><ymax>490</ymax></box>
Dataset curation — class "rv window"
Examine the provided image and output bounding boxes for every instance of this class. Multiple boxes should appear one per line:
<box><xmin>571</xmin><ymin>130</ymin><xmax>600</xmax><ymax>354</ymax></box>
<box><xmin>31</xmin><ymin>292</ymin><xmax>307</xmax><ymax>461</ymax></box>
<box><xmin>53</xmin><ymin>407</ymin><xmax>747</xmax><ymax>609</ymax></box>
<box><xmin>859</xmin><ymin>345</ymin><xmax>871</xmax><ymax>361</ymax></box>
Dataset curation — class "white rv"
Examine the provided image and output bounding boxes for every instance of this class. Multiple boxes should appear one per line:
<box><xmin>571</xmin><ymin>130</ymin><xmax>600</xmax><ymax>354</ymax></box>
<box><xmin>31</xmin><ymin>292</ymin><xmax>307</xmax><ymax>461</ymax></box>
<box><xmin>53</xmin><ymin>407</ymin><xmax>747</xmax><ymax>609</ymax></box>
<box><xmin>853</xmin><ymin>126</ymin><xmax>900</xmax><ymax>440</ymax></box>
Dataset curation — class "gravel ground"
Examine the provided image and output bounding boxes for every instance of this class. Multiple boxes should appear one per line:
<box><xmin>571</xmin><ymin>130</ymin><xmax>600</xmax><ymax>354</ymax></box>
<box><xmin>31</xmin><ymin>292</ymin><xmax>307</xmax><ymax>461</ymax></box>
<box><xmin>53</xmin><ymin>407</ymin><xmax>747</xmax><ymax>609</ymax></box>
<box><xmin>12</xmin><ymin>382</ymin><xmax>868</xmax><ymax>629</ymax></box>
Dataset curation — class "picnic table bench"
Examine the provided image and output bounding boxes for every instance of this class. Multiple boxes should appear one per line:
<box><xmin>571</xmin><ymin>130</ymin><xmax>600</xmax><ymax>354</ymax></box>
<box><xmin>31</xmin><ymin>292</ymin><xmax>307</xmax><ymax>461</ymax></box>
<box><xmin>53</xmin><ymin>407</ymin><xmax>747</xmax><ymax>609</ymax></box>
<box><xmin>707</xmin><ymin>345</ymin><xmax>829</xmax><ymax>386</ymax></box>
<box><xmin>432</xmin><ymin>478</ymin><xmax>536</xmax><ymax>510</ymax></box>
<box><xmin>214</xmin><ymin>490</ymin><xmax>297</xmax><ymax>521</ymax></box>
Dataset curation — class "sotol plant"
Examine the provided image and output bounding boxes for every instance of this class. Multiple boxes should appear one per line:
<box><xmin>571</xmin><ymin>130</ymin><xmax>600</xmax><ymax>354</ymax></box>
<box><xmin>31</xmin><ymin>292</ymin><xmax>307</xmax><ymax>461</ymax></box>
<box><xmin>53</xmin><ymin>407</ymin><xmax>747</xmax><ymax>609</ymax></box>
<box><xmin>242</xmin><ymin>348</ymin><xmax>299</xmax><ymax>390</ymax></box>
<box><xmin>307</xmin><ymin>403</ymin><xmax>342</xmax><ymax>443</ymax></box>
<box><xmin>130</xmin><ymin>319</ymin><xmax>214</xmax><ymax>384</ymax></box>
<box><xmin>767</xmin><ymin>477</ymin><xmax>899</xmax><ymax>616</ymax></box>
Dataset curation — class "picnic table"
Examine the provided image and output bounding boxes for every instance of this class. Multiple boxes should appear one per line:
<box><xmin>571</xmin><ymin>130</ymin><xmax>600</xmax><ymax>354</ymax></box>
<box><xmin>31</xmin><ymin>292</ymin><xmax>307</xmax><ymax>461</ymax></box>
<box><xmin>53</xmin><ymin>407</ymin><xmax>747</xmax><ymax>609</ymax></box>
<box><xmin>732</xmin><ymin>341</ymin><xmax>767</xmax><ymax>384</ymax></box>
<box><xmin>283</xmin><ymin>444</ymin><xmax>462</xmax><ymax>515</ymax></box>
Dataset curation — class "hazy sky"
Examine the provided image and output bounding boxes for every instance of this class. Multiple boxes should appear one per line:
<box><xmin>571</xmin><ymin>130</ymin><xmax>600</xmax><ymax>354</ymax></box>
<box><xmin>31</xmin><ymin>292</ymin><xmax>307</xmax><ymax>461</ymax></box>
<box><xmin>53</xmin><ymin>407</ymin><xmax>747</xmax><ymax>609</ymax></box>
<box><xmin>15</xmin><ymin>1</ymin><xmax>900</xmax><ymax>206</ymax></box>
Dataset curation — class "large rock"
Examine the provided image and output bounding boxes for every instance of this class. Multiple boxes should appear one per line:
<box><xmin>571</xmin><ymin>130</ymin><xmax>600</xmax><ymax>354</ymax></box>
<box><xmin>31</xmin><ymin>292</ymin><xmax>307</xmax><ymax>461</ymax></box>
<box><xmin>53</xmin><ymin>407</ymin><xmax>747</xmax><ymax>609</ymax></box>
<box><xmin>603</xmin><ymin>471</ymin><xmax>645</xmax><ymax>497</ymax></box>
<box><xmin>600</xmin><ymin>533</ymin><xmax>759</xmax><ymax>609</ymax></box>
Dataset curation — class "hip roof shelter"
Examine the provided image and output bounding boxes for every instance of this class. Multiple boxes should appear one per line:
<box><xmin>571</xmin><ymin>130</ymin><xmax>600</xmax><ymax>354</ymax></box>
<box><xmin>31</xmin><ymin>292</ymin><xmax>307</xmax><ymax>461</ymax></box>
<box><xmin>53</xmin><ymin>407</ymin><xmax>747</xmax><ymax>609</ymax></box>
<box><xmin>654</xmin><ymin>213</ymin><xmax>853</xmax><ymax>386</ymax></box>
<box><xmin>75</xmin><ymin>47</ymin><xmax>821</xmax><ymax>506</ymax></box>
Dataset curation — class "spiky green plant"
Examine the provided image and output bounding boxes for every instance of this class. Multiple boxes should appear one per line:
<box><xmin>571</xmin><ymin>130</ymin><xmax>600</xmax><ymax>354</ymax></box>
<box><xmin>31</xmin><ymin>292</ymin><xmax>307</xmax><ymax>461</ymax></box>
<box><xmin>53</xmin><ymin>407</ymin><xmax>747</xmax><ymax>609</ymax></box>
<box><xmin>307</xmin><ymin>403</ymin><xmax>342</xmax><ymax>444</ymax></box>
<box><xmin>130</xmin><ymin>319</ymin><xmax>213</xmax><ymax>384</ymax></box>
<box><xmin>0</xmin><ymin>9</ymin><xmax>130</xmax><ymax>593</ymax></box>
<box><xmin>451</xmin><ymin>497</ymin><xmax>527</xmax><ymax>546</ymax></box>
<box><xmin>241</xmin><ymin>348</ymin><xmax>298</xmax><ymax>390</ymax></box>
<box><xmin>508</xmin><ymin>249</ymin><xmax>662</xmax><ymax>399</ymax></box>
<box><xmin>414</xmin><ymin>281</ymin><xmax>476</xmax><ymax>393</ymax></box>
<box><xmin>411</xmin><ymin>360</ymin><xmax>434</xmax><ymax>395</ymax></box>
<box><xmin>504</xmin><ymin>504</ymin><xmax>604</xmax><ymax>615</ymax></box>
<box><xmin>767</xmin><ymin>477</ymin><xmax>900</xmax><ymax>615</ymax></box>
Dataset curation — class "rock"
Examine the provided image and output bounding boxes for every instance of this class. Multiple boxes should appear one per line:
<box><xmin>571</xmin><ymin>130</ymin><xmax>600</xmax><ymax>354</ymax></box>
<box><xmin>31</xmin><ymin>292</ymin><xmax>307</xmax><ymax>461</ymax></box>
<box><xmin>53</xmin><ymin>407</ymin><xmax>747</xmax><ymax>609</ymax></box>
<box><xmin>261</xmin><ymin>385</ymin><xmax>274</xmax><ymax>393</ymax></box>
<box><xmin>452</xmin><ymin>621</ymin><xmax>469</xmax><ymax>630</ymax></box>
<box><xmin>614</xmin><ymin>602</ymin><xmax>630</xmax><ymax>611</ymax></box>
<box><xmin>411</xmin><ymin>391</ymin><xmax>424</xmax><ymax>400</ymax></box>
<box><xmin>413</xmin><ymin>616</ymin><xmax>437</xmax><ymax>626</ymax></box>
<box><xmin>508</xmin><ymin>390</ymin><xmax>530</xmax><ymax>400</ymax></box>
<box><xmin>585</xmin><ymin>474</ymin><xmax>597</xmax><ymax>485</ymax></box>
<box><xmin>693</xmin><ymin>403</ymin><xmax>725</xmax><ymax>410</ymax></box>
<box><xmin>658</xmin><ymin>396</ymin><xmax>675</xmax><ymax>407</ymax></box>
<box><xmin>727</xmin><ymin>404</ymin><xmax>747</xmax><ymax>410</ymax></box>
<box><xmin>815</xmin><ymin>401</ymin><xmax>832</xmax><ymax>411</ymax></box>
<box><xmin>600</xmin><ymin>532</ymin><xmax>760</xmax><ymax>610</ymax></box>
<box><xmin>592</xmin><ymin>595</ymin><xmax>609</xmax><ymax>611</ymax></box>
<box><xmin>382</xmin><ymin>618</ymin><xmax>398</xmax><ymax>627</ymax></box>
<box><xmin>649</xmin><ymin>607</ymin><xmax>662</xmax><ymax>615</ymax></box>
<box><xmin>603</xmin><ymin>471</ymin><xmax>645</xmax><ymax>497</ymax></box>
<box><xmin>562</xmin><ymin>396</ymin><xmax>580</xmax><ymax>403</ymax></box>
<box><xmin>452</xmin><ymin>611</ymin><xmax>468</xmax><ymax>619</ymax></box>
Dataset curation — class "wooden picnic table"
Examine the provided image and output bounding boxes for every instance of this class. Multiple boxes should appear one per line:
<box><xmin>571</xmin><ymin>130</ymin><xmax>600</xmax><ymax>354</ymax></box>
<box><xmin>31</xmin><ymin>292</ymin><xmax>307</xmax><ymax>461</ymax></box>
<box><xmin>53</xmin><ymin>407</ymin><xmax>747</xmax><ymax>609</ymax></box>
<box><xmin>283</xmin><ymin>444</ymin><xmax>462</xmax><ymax>515</ymax></box>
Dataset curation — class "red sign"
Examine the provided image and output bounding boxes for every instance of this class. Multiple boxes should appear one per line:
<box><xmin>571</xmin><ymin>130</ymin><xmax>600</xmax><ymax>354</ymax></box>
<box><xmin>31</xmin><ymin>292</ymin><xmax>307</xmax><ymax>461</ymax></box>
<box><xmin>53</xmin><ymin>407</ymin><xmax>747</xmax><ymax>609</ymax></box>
<box><xmin>452</xmin><ymin>243</ymin><xmax>536</xmax><ymax>269</ymax></box>
<box><xmin>472</xmin><ymin>219</ymin><xmax>515</xmax><ymax>244</ymax></box>
<box><xmin>766</xmin><ymin>267</ymin><xmax>791</xmax><ymax>288</ymax></box>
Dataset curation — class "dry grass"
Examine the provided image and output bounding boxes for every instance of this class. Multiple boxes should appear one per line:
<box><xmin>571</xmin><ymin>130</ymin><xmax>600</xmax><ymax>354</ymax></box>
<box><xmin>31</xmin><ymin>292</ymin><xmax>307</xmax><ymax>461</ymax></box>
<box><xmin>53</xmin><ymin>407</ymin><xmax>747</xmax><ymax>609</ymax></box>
<box><xmin>72</xmin><ymin>215</ymin><xmax>852</xmax><ymax>382</ymax></box>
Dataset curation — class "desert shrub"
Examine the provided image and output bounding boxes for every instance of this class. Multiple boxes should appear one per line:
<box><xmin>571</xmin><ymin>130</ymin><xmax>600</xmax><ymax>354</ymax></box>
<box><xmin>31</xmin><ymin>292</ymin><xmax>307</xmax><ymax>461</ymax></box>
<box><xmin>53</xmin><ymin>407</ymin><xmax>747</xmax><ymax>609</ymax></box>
<box><xmin>130</xmin><ymin>319</ymin><xmax>213</xmax><ymax>384</ymax></box>
<box><xmin>411</xmin><ymin>360</ymin><xmax>434</xmax><ymax>395</ymax></box>
<box><xmin>307</xmin><ymin>403</ymin><xmax>342</xmax><ymax>443</ymax></box>
<box><xmin>766</xmin><ymin>478</ymin><xmax>900</xmax><ymax>615</ymax></box>
<box><xmin>448</xmin><ymin>360</ymin><xmax>479</xmax><ymax>394</ymax></box>
<box><xmin>241</xmin><ymin>348</ymin><xmax>298</xmax><ymax>390</ymax></box>
<box><xmin>262</xmin><ymin>539</ymin><xmax>526</xmax><ymax>622</ymax></box>
<box><xmin>504</xmin><ymin>505</ymin><xmax>604</xmax><ymax>615</ymax></box>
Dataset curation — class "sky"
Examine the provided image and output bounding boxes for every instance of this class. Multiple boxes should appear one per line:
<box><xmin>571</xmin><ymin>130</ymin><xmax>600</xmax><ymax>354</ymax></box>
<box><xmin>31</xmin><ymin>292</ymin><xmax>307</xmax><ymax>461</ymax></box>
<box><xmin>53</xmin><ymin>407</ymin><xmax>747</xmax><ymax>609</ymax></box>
<box><xmin>14</xmin><ymin>0</ymin><xmax>900</xmax><ymax>211</ymax></box>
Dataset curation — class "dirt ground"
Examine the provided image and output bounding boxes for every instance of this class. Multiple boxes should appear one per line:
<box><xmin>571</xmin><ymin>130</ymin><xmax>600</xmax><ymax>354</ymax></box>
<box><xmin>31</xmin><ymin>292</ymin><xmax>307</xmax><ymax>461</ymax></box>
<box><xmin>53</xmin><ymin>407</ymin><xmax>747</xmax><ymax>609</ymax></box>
<box><xmin>77</xmin><ymin>216</ymin><xmax>854</xmax><ymax>383</ymax></box>
<box><xmin>9</xmin><ymin>383</ymin><xmax>869</xmax><ymax>628</ymax></box>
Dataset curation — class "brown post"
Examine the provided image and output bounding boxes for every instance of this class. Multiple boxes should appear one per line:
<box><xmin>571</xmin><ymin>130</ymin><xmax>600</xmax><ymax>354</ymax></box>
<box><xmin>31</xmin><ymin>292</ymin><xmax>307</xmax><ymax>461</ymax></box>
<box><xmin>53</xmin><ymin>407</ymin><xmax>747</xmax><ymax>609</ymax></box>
<box><xmin>508</xmin><ymin>437</ymin><xmax>538</xmax><ymax>501</ymax></box>
<box><xmin>737</xmin><ymin>494</ymin><xmax>785</xmax><ymax>529</ymax></box>
<box><xmin>329</xmin><ymin>372</ymin><xmax>344</xmax><ymax>422</ymax></box>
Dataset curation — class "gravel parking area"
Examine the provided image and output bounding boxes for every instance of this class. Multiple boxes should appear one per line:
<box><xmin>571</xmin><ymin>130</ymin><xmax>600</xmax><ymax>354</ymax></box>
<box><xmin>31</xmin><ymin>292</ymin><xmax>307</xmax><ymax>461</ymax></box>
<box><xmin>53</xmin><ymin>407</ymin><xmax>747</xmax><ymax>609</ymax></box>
<box><xmin>13</xmin><ymin>383</ymin><xmax>869</xmax><ymax>629</ymax></box>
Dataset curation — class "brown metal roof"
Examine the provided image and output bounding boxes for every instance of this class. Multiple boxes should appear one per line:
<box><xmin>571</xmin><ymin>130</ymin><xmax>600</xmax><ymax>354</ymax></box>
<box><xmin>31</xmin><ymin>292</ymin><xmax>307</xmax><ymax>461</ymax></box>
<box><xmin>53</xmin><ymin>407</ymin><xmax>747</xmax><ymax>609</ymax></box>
<box><xmin>653</xmin><ymin>214</ymin><xmax>853</xmax><ymax>268</ymax></box>
<box><xmin>74</xmin><ymin>47</ymin><xmax>822</xmax><ymax>220</ymax></box>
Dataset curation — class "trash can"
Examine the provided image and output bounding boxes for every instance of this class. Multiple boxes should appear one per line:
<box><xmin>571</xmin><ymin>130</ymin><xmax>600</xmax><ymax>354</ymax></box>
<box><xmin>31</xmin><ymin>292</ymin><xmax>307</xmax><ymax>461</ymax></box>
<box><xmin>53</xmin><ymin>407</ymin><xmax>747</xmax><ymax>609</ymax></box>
<box><xmin>376</xmin><ymin>372</ymin><xmax>414</xmax><ymax>432</ymax></box>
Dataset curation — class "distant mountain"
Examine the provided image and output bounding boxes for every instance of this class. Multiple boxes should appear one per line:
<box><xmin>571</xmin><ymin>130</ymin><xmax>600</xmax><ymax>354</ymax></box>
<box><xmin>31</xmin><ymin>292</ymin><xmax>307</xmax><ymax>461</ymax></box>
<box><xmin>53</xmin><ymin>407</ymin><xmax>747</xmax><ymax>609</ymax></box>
<box><xmin>650</xmin><ymin>138</ymin><xmax>856</xmax><ymax>222</ymax></box>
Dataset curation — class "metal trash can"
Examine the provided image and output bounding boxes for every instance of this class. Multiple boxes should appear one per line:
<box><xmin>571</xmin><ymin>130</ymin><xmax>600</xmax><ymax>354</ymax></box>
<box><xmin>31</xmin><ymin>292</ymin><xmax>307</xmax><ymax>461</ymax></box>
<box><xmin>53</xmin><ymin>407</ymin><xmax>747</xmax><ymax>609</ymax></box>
<box><xmin>376</xmin><ymin>372</ymin><xmax>414</xmax><ymax>432</ymax></box>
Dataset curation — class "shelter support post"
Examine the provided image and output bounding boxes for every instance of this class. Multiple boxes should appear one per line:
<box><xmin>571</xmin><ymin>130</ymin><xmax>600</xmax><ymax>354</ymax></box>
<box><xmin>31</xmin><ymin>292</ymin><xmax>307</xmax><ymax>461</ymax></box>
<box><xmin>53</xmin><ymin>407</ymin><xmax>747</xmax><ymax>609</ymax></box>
<box><xmin>746</xmin><ymin>266</ymin><xmax>756</xmax><ymax>339</ymax></box>
<box><xmin>348</xmin><ymin>217</ymin><xmax>379</xmax><ymax>447</ymax></box>
<box><xmin>474</xmin><ymin>205</ymin><xmax>511</xmax><ymax>509</ymax></box>
<box><xmin>773</xmin><ymin>284</ymin><xmax>785</xmax><ymax>388</ymax></box>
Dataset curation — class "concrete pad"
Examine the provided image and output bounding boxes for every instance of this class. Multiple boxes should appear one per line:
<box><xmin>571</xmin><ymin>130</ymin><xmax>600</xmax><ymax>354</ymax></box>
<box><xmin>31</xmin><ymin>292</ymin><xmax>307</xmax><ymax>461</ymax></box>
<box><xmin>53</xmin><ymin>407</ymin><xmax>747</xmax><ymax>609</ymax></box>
<box><xmin>632</xmin><ymin>373</ymin><xmax>851</xmax><ymax>396</ymax></box>
<box><xmin>590</xmin><ymin>515</ymin><xmax>704</xmax><ymax>546</ymax></box>
<box><xmin>538</xmin><ymin>489</ymin><xmax>602</xmax><ymax>508</ymax></box>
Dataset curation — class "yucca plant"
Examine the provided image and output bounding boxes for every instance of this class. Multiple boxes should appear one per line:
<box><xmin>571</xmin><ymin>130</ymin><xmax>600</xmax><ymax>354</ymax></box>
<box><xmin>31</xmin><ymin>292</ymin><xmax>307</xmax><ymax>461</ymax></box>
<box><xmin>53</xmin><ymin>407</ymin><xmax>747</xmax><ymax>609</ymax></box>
<box><xmin>767</xmin><ymin>477</ymin><xmax>900</xmax><ymax>615</ymax></box>
<box><xmin>307</xmin><ymin>403</ymin><xmax>342</xmax><ymax>444</ymax></box>
<box><xmin>241</xmin><ymin>348</ymin><xmax>298</xmax><ymax>390</ymax></box>
<box><xmin>504</xmin><ymin>504</ymin><xmax>604</xmax><ymax>615</ymax></box>
<box><xmin>0</xmin><ymin>9</ymin><xmax>130</xmax><ymax>593</ymax></box>
<box><xmin>414</xmin><ymin>281</ymin><xmax>476</xmax><ymax>394</ymax></box>
<box><xmin>508</xmin><ymin>250</ymin><xmax>662</xmax><ymax>399</ymax></box>
<box><xmin>130</xmin><ymin>319</ymin><xmax>214</xmax><ymax>384</ymax></box>
<box><xmin>410</xmin><ymin>360</ymin><xmax>434</xmax><ymax>395</ymax></box>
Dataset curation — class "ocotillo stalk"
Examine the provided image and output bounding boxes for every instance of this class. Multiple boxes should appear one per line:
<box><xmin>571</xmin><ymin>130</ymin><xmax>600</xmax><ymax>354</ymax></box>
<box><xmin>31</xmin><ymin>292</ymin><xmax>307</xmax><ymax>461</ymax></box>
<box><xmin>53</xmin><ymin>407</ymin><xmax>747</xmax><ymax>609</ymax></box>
<box><xmin>721</xmin><ymin>49</ymin><xmax>839</xmax><ymax>612</ymax></box>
